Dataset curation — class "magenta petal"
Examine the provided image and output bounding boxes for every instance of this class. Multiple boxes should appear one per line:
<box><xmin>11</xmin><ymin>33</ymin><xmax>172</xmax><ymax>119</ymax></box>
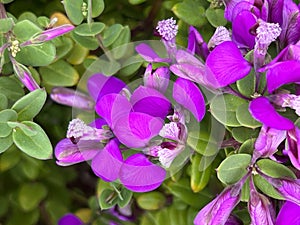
<box><xmin>131</xmin><ymin>86</ymin><xmax>171</xmax><ymax>119</ymax></box>
<box><xmin>232</xmin><ymin>11</ymin><xmax>256</xmax><ymax>49</ymax></box>
<box><xmin>173</xmin><ymin>78</ymin><xmax>205</xmax><ymax>122</ymax></box>
<box><xmin>286</xmin><ymin>128</ymin><xmax>300</xmax><ymax>170</ymax></box>
<box><xmin>58</xmin><ymin>213</ymin><xmax>83</xmax><ymax>225</ymax></box>
<box><xmin>223</xmin><ymin>0</ymin><xmax>254</xmax><ymax>21</ymax></box>
<box><xmin>135</xmin><ymin>43</ymin><xmax>170</xmax><ymax>63</ymax></box>
<box><xmin>91</xmin><ymin>139</ymin><xmax>123</xmax><ymax>182</ymax></box>
<box><xmin>249</xmin><ymin>97</ymin><xmax>294</xmax><ymax>130</ymax></box>
<box><xmin>206</xmin><ymin>41</ymin><xmax>251</xmax><ymax>88</ymax></box>
<box><xmin>119</xmin><ymin>153</ymin><xmax>166</xmax><ymax>192</ymax></box>
<box><xmin>266</xmin><ymin>61</ymin><xmax>300</xmax><ymax>93</ymax></box>
<box><xmin>113</xmin><ymin>112</ymin><xmax>163</xmax><ymax>148</ymax></box>
<box><xmin>87</xmin><ymin>73</ymin><xmax>126</xmax><ymax>102</ymax></box>
<box><xmin>95</xmin><ymin>93</ymin><xmax>132</xmax><ymax>127</ymax></box>
<box><xmin>55</xmin><ymin>138</ymin><xmax>101</xmax><ymax>166</ymax></box>
<box><xmin>276</xmin><ymin>201</ymin><xmax>300</xmax><ymax>225</ymax></box>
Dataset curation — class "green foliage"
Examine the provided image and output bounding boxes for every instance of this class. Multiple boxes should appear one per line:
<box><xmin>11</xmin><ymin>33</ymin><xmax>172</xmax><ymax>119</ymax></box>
<box><xmin>217</xmin><ymin>154</ymin><xmax>251</xmax><ymax>185</ymax></box>
<box><xmin>137</xmin><ymin>192</ymin><xmax>166</xmax><ymax>210</ymax></box>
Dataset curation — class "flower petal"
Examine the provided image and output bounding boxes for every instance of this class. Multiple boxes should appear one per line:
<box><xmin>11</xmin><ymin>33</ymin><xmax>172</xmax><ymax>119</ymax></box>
<box><xmin>286</xmin><ymin>128</ymin><xmax>300</xmax><ymax>170</ymax></box>
<box><xmin>266</xmin><ymin>61</ymin><xmax>300</xmax><ymax>93</ymax></box>
<box><xmin>55</xmin><ymin>138</ymin><xmax>101</xmax><ymax>166</ymax></box>
<box><xmin>249</xmin><ymin>97</ymin><xmax>294</xmax><ymax>130</ymax></box>
<box><xmin>119</xmin><ymin>153</ymin><xmax>166</xmax><ymax>192</ymax></box>
<box><xmin>187</xmin><ymin>26</ymin><xmax>209</xmax><ymax>59</ymax></box>
<box><xmin>131</xmin><ymin>86</ymin><xmax>171</xmax><ymax>119</ymax></box>
<box><xmin>135</xmin><ymin>43</ymin><xmax>170</xmax><ymax>63</ymax></box>
<box><xmin>173</xmin><ymin>78</ymin><xmax>206</xmax><ymax>122</ymax></box>
<box><xmin>232</xmin><ymin>10</ymin><xmax>256</xmax><ymax>49</ymax></box>
<box><xmin>91</xmin><ymin>139</ymin><xmax>123</xmax><ymax>182</ymax></box>
<box><xmin>58</xmin><ymin>213</ymin><xmax>83</xmax><ymax>225</ymax></box>
<box><xmin>113</xmin><ymin>112</ymin><xmax>163</xmax><ymax>148</ymax></box>
<box><xmin>276</xmin><ymin>201</ymin><xmax>300</xmax><ymax>225</ymax></box>
<box><xmin>87</xmin><ymin>73</ymin><xmax>126</xmax><ymax>102</ymax></box>
<box><xmin>95</xmin><ymin>93</ymin><xmax>132</xmax><ymax>127</ymax></box>
<box><xmin>206</xmin><ymin>41</ymin><xmax>252</xmax><ymax>88</ymax></box>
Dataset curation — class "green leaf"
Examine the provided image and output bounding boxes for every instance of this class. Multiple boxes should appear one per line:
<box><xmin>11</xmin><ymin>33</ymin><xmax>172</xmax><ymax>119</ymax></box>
<box><xmin>119</xmin><ymin>55</ymin><xmax>143</xmax><ymax>77</ymax></box>
<box><xmin>236</xmin><ymin>103</ymin><xmax>261</xmax><ymax>128</ymax></box>
<box><xmin>0</xmin><ymin>109</ymin><xmax>17</xmax><ymax>137</ymax></box>
<box><xmin>210</xmin><ymin>94</ymin><xmax>247</xmax><ymax>127</ymax></box>
<box><xmin>254</xmin><ymin>175</ymin><xmax>284</xmax><ymax>200</ymax></box>
<box><xmin>165</xmin><ymin>178</ymin><xmax>211</xmax><ymax>208</ymax></box>
<box><xmin>0</xmin><ymin>145</ymin><xmax>21</xmax><ymax>171</ymax></box>
<box><xmin>0</xmin><ymin>76</ymin><xmax>24</xmax><ymax>101</ymax></box>
<box><xmin>13</xmin><ymin>20</ymin><xmax>41</xmax><ymax>41</ymax></box>
<box><xmin>217</xmin><ymin>154</ymin><xmax>251</xmax><ymax>185</ymax></box>
<box><xmin>71</xmin><ymin>31</ymin><xmax>99</xmax><ymax>50</ymax></box>
<box><xmin>205</xmin><ymin>8</ymin><xmax>227</xmax><ymax>27</ymax></box>
<box><xmin>7</xmin><ymin>121</ymin><xmax>38</xmax><ymax>136</ymax></box>
<box><xmin>102</xmin><ymin>24</ymin><xmax>123</xmax><ymax>47</ymax></box>
<box><xmin>187</xmin><ymin>130</ymin><xmax>219</xmax><ymax>156</ymax></box>
<box><xmin>63</xmin><ymin>0</ymin><xmax>84</xmax><ymax>25</ymax></box>
<box><xmin>12</xmin><ymin>121</ymin><xmax>53</xmax><ymax>160</ymax></box>
<box><xmin>256</xmin><ymin>159</ymin><xmax>296</xmax><ymax>179</ymax></box>
<box><xmin>172</xmin><ymin>0</ymin><xmax>206</xmax><ymax>27</ymax></box>
<box><xmin>39</xmin><ymin>60</ymin><xmax>79</xmax><ymax>86</ymax></box>
<box><xmin>137</xmin><ymin>192</ymin><xmax>166</xmax><ymax>210</ymax></box>
<box><xmin>232</xmin><ymin>127</ymin><xmax>259</xmax><ymax>143</ymax></box>
<box><xmin>19</xmin><ymin>182</ymin><xmax>47</xmax><ymax>211</ymax></box>
<box><xmin>236</xmin><ymin>69</ymin><xmax>255</xmax><ymax>97</ymax></box>
<box><xmin>0</xmin><ymin>134</ymin><xmax>13</xmax><ymax>153</ymax></box>
<box><xmin>1</xmin><ymin>0</ymin><xmax>14</xmax><ymax>3</ymax></box>
<box><xmin>117</xmin><ymin>188</ymin><xmax>133</xmax><ymax>208</ymax></box>
<box><xmin>6</xmin><ymin>208</ymin><xmax>39</xmax><ymax>225</ymax></box>
<box><xmin>238</xmin><ymin>138</ymin><xmax>255</xmax><ymax>155</ymax></box>
<box><xmin>241</xmin><ymin>178</ymin><xmax>250</xmax><ymax>202</ymax></box>
<box><xmin>74</xmin><ymin>22</ymin><xmax>105</xmax><ymax>36</ymax></box>
<box><xmin>52</xmin><ymin>36</ymin><xmax>74</xmax><ymax>60</ymax></box>
<box><xmin>129</xmin><ymin>0</ymin><xmax>146</xmax><ymax>4</ymax></box>
<box><xmin>18</xmin><ymin>12</ymin><xmax>37</xmax><ymax>23</ymax></box>
<box><xmin>11</xmin><ymin>89</ymin><xmax>47</xmax><ymax>121</ymax></box>
<box><xmin>89</xmin><ymin>59</ymin><xmax>121</xmax><ymax>76</ymax></box>
<box><xmin>111</xmin><ymin>26</ymin><xmax>131</xmax><ymax>59</ymax></box>
<box><xmin>16</xmin><ymin>42</ymin><xmax>56</xmax><ymax>67</ymax></box>
<box><xmin>0</xmin><ymin>93</ymin><xmax>8</xmax><ymax>110</ymax></box>
<box><xmin>91</xmin><ymin>0</ymin><xmax>105</xmax><ymax>17</ymax></box>
<box><xmin>0</xmin><ymin>18</ymin><xmax>14</xmax><ymax>33</ymax></box>
<box><xmin>66</xmin><ymin>43</ymin><xmax>89</xmax><ymax>65</ymax></box>
<box><xmin>98</xmin><ymin>189</ymin><xmax>119</xmax><ymax>210</ymax></box>
<box><xmin>190</xmin><ymin>153</ymin><xmax>212</xmax><ymax>192</ymax></box>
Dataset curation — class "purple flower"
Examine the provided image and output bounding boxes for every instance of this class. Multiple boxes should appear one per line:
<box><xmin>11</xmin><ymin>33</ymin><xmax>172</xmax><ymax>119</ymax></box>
<box><xmin>143</xmin><ymin>64</ymin><xmax>170</xmax><ymax>93</ymax></box>
<box><xmin>248</xmin><ymin>177</ymin><xmax>276</xmax><ymax>225</ymax></box>
<box><xmin>21</xmin><ymin>24</ymin><xmax>75</xmax><ymax>46</ymax></box>
<box><xmin>187</xmin><ymin>26</ymin><xmax>209</xmax><ymax>60</ymax></box>
<box><xmin>10</xmin><ymin>58</ymin><xmax>40</xmax><ymax>91</ymax></box>
<box><xmin>58</xmin><ymin>213</ymin><xmax>83</xmax><ymax>225</ymax></box>
<box><xmin>194</xmin><ymin>183</ymin><xmax>242</xmax><ymax>225</ymax></box>
<box><xmin>262</xmin><ymin>176</ymin><xmax>300</xmax><ymax>206</ymax></box>
<box><xmin>276</xmin><ymin>201</ymin><xmax>300</xmax><ymax>225</ymax></box>
<box><xmin>207</xmin><ymin>26</ymin><xmax>232</xmax><ymax>50</ymax></box>
<box><xmin>286</xmin><ymin>127</ymin><xmax>300</xmax><ymax>170</ymax></box>
<box><xmin>253</xmin><ymin>125</ymin><xmax>286</xmax><ymax>160</ymax></box>
<box><xmin>50</xmin><ymin>87</ymin><xmax>95</xmax><ymax>111</ymax></box>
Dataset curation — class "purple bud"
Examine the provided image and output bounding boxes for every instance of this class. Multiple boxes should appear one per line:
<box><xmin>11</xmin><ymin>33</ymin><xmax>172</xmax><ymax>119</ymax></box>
<box><xmin>11</xmin><ymin>60</ymin><xmax>40</xmax><ymax>91</ymax></box>
<box><xmin>276</xmin><ymin>201</ymin><xmax>300</xmax><ymax>225</ymax></box>
<box><xmin>187</xmin><ymin>26</ymin><xmax>209</xmax><ymax>60</ymax></box>
<box><xmin>253</xmin><ymin>125</ymin><xmax>286</xmax><ymax>160</ymax></box>
<box><xmin>194</xmin><ymin>184</ymin><xmax>242</xmax><ymax>225</ymax></box>
<box><xmin>248</xmin><ymin>178</ymin><xmax>276</xmax><ymax>225</ymax></box>
<box><xmin>22</xmin><ymin>24</ymin><xmax>75</xmax><ymax>46</ymax></box>
<box><xmin>50</xmin><ymin>87</ymin><xmax>95</xmax><ymax>111</ymax></box>
<box><xmin>143</xmin><ymin>64</ymin><xmax>170</xmax><ymax>93</ymax></box>
<box><xmin>208</xmin><ymin>26</ymin><xmax>232</xmax><ymax>50</ymax></box>
<box><xmin>286</xmin><ymin>128</ymin><xmax>300</xmax><ymax>170</ymax></box>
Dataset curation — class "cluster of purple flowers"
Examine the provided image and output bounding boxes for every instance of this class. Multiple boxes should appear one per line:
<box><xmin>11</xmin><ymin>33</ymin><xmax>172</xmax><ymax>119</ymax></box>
<box><xmin>54</xmin><ymin>0</ymin><xmax>300</xmax><ymax>224</ymax></box>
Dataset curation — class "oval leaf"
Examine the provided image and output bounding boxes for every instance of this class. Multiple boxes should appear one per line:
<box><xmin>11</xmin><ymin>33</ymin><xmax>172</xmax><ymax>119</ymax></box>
<box><xmin>12</xmin><ymin>121</ymin><xmax>53</xmax><ymax>160</ymax></box>
<box><xmin>0</xmin><ymin>109</ymin><xmax>17</xmax><ymax>137</ymax></box>
<box><xmin>39</xmin><ymin>60</ymin><xmax>79</xmax><ymax>86</ymax></box>
<box><xmin>217</xmin><ymin>153</ymin><xmax>251</xmax><ymax>185</ymax></box>
<box><xmin>11</xmin><ymin>88</ymin><xmax>47</xmax><ymax>121</ymax></box>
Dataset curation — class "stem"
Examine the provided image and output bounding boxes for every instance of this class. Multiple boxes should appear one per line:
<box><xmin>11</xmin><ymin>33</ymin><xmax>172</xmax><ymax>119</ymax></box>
<box><xmin>222</xmin><ymin>86</ymin><xmax>252</xmax><ymax>101</ymax></box>
<box><xmin>95</xmin><ymin>34</ymin><xmax>114</xmax><ymax>62</ymax></box>
<box><xmin>0</xmin><ymin>3</ymin><xmax>7</xmax><ymax>19</ymax></box>
<box><xmin>87</xmin><ymin>0</ymin><xmax>92</xmax><ymax>25</ymax></box>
